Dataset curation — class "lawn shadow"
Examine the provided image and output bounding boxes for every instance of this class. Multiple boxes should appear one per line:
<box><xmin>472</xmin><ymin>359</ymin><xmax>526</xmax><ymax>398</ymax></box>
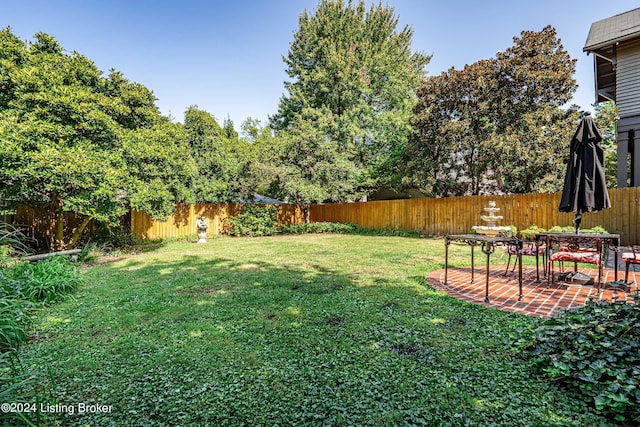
<box><xmin>94</xmin><ymin>252</ymin><xmax>360</xmax><ymax>304</ymax></box>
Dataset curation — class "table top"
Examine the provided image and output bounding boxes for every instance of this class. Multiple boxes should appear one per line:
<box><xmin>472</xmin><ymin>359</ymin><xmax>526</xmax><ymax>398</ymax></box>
<box><xmin>536</xmin><ymin>232</ymin><xmax>619</xmax><ymax>238</ymax></box>
<box><xmin>535</xmin><ymin>232</ymin><xmax>620</xmax><ymax>250</ymax></box>
<box><xmin>535</xmin><ymin>232</ymin><xmax>620</xmax><ymax>242</ymax></box>
<box><xmin>446</xmin><ymin>234</ymin><xmax>517</xmax><ymax>243</ymax></box>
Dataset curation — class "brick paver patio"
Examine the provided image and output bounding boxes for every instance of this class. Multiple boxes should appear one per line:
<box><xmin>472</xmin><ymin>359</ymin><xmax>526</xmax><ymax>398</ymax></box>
<box><xmin>427</xmin><ymin>265</ymin><xmax>637</xmax><ymax>318</ymax></box>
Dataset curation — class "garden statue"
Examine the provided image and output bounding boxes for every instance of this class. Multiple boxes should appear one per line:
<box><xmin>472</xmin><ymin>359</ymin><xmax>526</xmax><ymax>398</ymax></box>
<box><xmin>196</xmin><ymin>215</ymin><xmax>208</xmax><ymax>243</ymax></box>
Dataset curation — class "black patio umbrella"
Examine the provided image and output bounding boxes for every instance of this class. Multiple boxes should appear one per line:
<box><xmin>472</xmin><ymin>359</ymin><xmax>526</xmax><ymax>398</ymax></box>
<box><xmin>558</xmin><ymin>112</ymin><xmax>611</xmax><ymax>233</ymax></box>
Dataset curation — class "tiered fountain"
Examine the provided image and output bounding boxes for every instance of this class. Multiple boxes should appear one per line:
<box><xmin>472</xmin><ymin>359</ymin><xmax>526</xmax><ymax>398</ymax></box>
<box><xmin>472</xmin><ymin>201</ymin><xmax>512</xmax><ymax>236</ymax></box>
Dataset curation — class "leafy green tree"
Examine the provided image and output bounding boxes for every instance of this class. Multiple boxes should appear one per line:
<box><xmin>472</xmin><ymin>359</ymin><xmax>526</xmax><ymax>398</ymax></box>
<box><xmin>408</xmin><ymin>60</ymin><xmax>499</xmax><ymax>196</ymax></box>
<box><xmin>122</xmin><ymin>120</ymin><xmax>196</xmax><ymax>217</ymax></box>
<box><xmin>238</xmin><ymin>118</ymin><xmax>281</xmax><ymax>200</ymax></box>
<box><xmin>492</xmin><ymin>26</ymin><xmax>577</xmax><ymax>131</ymax></box>
<box><xmin>0</xmin><ymin>29</ymin><xmax>195</xmax><ymax>249</ymax></box>
<box><xmin>407</xmin><ymin>25</ymin><xmax>577</xmax><ymax>196</ymax></box>
<box><xmin>274</xmin><ymin>108</ymin><xmax>363</xmax><ymax>221</ymax></box>
<box><xmin>183</xmin><ymin>106</ymin><xmax>252</xmax><ymax>203</ymax></box>
<box><xmin>594</xmin><ymin>101</ymin><xmax>618</xmax><ymax>188</ymax></box>
<box><xmin>493</xmin><ymin>106</ymin><xmax>579</xmax><ymax>194</ymax></box>
<box><xmin>271</xmin><ymin>0</ymin><xmax>429</xmax><ymax>197</ymax></box>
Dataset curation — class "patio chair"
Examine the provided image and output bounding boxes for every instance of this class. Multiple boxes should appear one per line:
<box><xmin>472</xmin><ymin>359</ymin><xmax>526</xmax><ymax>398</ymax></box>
<box><xmin>504</xmin><ymin>240</ymin><xmax>544</xmax><ymax>275</ymax></box>
<box><xmin>622</xmin><ymin>245</ymin><xmax>640</xmax><ymax>286</ymax></box>
<box><xmin>548</xmin><ymin>242</ymin><xmax>603</xmax><ymax>289</ymax></box>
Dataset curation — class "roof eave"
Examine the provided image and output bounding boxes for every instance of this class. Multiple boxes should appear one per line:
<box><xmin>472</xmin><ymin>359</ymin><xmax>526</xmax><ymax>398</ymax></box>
<box><xmin>584</xmin><ymin>33</ymin><xmax>640</xmax><ymax>52</ymax></box>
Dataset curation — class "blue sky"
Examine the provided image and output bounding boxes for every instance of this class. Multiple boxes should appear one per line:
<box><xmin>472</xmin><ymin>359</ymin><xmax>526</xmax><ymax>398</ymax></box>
<box><xmin>2</xmin><ymin>1</ymin><xmax>639</xmax><ymax>127</ymax></box>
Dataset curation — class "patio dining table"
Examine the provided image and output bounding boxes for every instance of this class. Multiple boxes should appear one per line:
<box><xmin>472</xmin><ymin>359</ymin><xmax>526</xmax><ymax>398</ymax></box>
<box><xmin>444</xmin><ymin>234</ymin><xmax>523</xmax><ymax>303</ymax></box>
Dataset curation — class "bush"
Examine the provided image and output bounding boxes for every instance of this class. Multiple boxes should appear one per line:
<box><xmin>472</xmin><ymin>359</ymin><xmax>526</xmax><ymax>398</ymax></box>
<box><xmin>519</xmin><ymin>300</ymin><xmax>640</xmax><ymax>423</ymax></box>
<box><xmin>7</xmin><ymin>257</ymin><xmax>80</xmax><ymax>305</ymax></box>
<box><xmin>279</xmin><ymin>222</ymin><xmax>357</xmax><ymax>234</ymax></box>
<box><xmin>227</xmin><ymin>205</ymin><xmax>279</xmax><ymax>237</ymax></box>
<box><xmin>84</xmin><ymin>223</ymin><xmax>136</xmax><ymax>249</ymax></box>
<box><xmin>546</xmin><ymin>225</ymin><xmax>609</xmax><ymax>234</ymax></box>
<box><xmin>519</xmin><ymin>225</ymin><xmax>546</xmax><ymax>240</ymax></box>
<box><xmin>350</xmin><ymin>226</ymin><xmax>422</xmax><ymax>238</ymax></box>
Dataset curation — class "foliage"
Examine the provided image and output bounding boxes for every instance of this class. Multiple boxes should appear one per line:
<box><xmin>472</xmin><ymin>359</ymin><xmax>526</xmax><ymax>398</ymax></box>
<box><xmin>83</xmin><ymin>222</ymin><xmax>137</xmax><ymax>249</ymax></box>
<box><xmin>547</xmin><ymin>225</ymin><xmax>576</xmax><ymax>233</ymax></box>
<box><xmin>279</xmin><ymin>221</ymin><xmax>357</xmax><ymax>234</ymax></box>
<box><xmin>227</xmin><ymin>205</ymin><xmax>279</xmax><ymax>237</ymax></box>
<box><xmin>494</xmin><ymin>106</ymin><xmax>578</xmax><ymax>194</ymax></box>
<box><xmin>12</xmin><ymin>235</ymin><xmax>612</xmax><ymax>425</ymax></box>
<box><xmin>586</xmin><ymin>225</ymin><xmax>609</xmax><ymax>234</ymax></box>
<box><xmin>121</xmin><ymin>120</ymin><xmax>197</xmax><ymax>220</ymax></box>
<box><xmin>0</xmin><ymin>221</ymin><xmax>31</xmax><ymax>267</ymax></box>
<box><xmin>236</xmin><ymin>118</ymin><xmax>285</xmax><ymax>202</ymax></box>
<box><xmin>519</xmin><ymin>225</ymin><xmax>546</xmax><ymax>240</ymax></box>
<box><xmin>271</xmin><ymin>108</ymin><xmax>365</xmax><ymax>218</ymax></box>
<box><xmin>469</xmin><ymin>225</ymin><xmax>517</xmax><ymax>236</ymax></box>
<box><xmin>519</xmin><ymin>300</ymin><xmax>640</xmax><ymax>423</ymax></box>
<box><xmin>184</xmin><ymin>106</ymin><xmax>248</xmax><ymax>203</ymax></box>
<box><xmin>5</xmin><ymin>256</ymin><xmax>80</xmax><ymax>305</ymax></box>
<box><xmin>594</xmin><ymin>101</ymin><xmax>619</xmax><ymax>189</ymax></box>
<box><xmin>348</xmin><ymin>226</ymin><xmax>422</xmax><ymax>238</ymax></box>
<box><xmin>0</xmin><ymin>28</ymin><xmax>196</xmax><ymax>250</ymax></box>
<box><xmin>270</xmin><ymin>0</ymin><xmax>429</xmax><ymax>201</ymax></box>
<box><xmin>0</xmin><ymin>350</ymin><xmax>54</xmax><ymax>427</ymax></box>
<box><xmin>0</xmin><ymin>256</ymin><xmax>79</xmax><ymax>425</ymax></box>
<box><xmin>407</xmin><ymin>26</ymin><xmax>578</xmax><ymax>196</ymax></box>
<box><xmin>547</xmin><ymin>225</ymin><xmax>608</xmax><ymax>234</ymax></box>
<box><xmin>0</xmin><ymin>292</ymin><xmax>29</xmax><ymax>350</ymax></box>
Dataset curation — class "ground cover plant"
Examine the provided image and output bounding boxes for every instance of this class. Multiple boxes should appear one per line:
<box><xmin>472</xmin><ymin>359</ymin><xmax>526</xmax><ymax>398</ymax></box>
<box><xmin>520</xmin><ymin>300</ymin><xmax>640</xmax><ymax>424</ymax></box>
<box><xmin>14</xmin><ymin>235</ymin><xmax>616</xmax><ymax>426</ymax></box>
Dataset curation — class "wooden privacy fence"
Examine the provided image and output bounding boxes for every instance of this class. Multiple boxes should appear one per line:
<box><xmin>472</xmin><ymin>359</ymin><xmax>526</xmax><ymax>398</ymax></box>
<box><xmin>7</xmin><ymin>205</ymin><xmax>101</xmax><ymax>249</ymax></box>
<box><xmin>310</xmin><ymin>187</ymin><xmax>640</xmax><ymax>246</ymax></box>
<box><xmin>12</xmin><ymin>188</ymin><xmax>640</xmax><ymax>246</ymax></box>
<box><xmin>131</xmin><ymin>203</ymin><xmax>304</xmax><ymax>240</ymax></box>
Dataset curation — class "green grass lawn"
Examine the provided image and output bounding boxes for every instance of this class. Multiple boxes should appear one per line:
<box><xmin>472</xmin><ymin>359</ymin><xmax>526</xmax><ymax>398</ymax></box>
<box><xmin>17</xmin><ymin>234</ymin><xmax>612</xmax><ymax>426</ymax></box>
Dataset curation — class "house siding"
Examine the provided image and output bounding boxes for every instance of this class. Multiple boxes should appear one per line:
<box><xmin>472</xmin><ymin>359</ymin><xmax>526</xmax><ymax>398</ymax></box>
<box><xmin>616</xmin><ymin>39</ymin><xmax>640</xmax><ymax>118</ymax></box>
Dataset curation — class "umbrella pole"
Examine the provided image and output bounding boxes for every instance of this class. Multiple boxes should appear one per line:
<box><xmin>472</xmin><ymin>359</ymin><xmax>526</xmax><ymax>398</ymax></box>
<box><xmin>574</xmin><ymin>209</ymin><xmax>582</xmax><ymax>234</ymax></box>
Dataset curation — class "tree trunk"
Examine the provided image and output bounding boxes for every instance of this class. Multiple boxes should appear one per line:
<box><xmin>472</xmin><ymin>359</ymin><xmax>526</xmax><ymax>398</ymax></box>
<box><xmin>54</xmin><ymin>210</ymin><xmax>65</xmax><ymax>251</ymax></box>
<box><xmin>51</xmin><ymin>195</ymin><xmax>66</xmax><ymax>251</ymax></box>
<box><xmin>302</xmin><ymin>204</ymin><xmax>310</xmax><ymax>224</ymax></box>
<box><xmin>67</xmin><ymin>216</ymin><xmax>92</xmax><ymax>249</ymax></box>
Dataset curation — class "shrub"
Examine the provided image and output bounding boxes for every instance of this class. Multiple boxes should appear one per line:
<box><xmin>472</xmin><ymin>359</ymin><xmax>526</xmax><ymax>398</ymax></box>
<box><xmin>546</xmin><ymin>225</ymin><xmax>609</xmax><ymax>234</ymax></box>
<box><xmin>227</xmin><ymin>205</ymin><xmax>279</xmax><ymax>237</ymax></box>
<box><xmin>84</xmin><ymin>223</ymin><xmax>136</xmax><ymax>249</ymax></box>
<box><xmin>278</xmin><ymin>223</ymin><xmax>424</xmax><ymax>237</ymax></box>
<box><xmin>519</xmin><ymin>300</ymin><xmax>640</xmax><ymax>423</ymax></box>
<box><xmin>469</xmin><ymin>225</ymin><xmax>517</xmax><ymax>236</ymax></box>
<box><xmin>9</xmin><ymin>257</ymin><xmax>80</xmax><ymax>305</ymax></box>
<box><xmin>279</xmin><ymin>222</ymin><xmax>357</xmax><ymax>234</ymax></box>
<box><xmin>350</xmin><ymin>226</ymin><xmax>422</xmax><ymax>238</ymax></box>
<box><xmin>519</xmin><ymin>225</ymin><xmax>546</xmax><ymax>240</ymax></box>
<box><xmin>547</xmin><ymin>225</ymin><xmax>575</xmax><ymax>233</ymax></box>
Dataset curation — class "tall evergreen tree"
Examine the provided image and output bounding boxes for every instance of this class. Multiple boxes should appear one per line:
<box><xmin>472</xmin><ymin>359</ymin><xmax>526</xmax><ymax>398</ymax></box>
<box><xmin>270</xmin><ymin>0</ymin><xmax>429</xmax><ymax>202</ymax></box>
